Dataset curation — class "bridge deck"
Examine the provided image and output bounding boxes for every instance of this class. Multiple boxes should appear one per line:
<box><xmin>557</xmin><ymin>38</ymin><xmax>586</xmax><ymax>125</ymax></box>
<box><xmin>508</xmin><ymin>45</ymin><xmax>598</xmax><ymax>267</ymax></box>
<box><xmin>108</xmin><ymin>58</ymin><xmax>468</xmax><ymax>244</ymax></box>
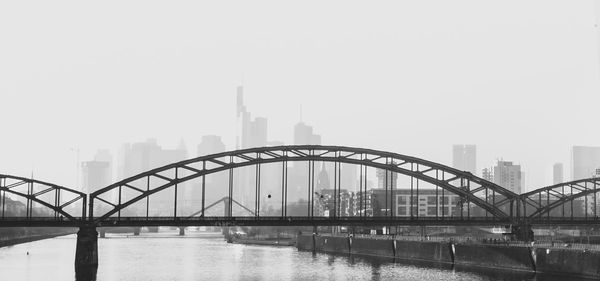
<box><xmin>2</xmin><ymin>217</ymin><xmax>600</xmax><ymax>227</ymax></box>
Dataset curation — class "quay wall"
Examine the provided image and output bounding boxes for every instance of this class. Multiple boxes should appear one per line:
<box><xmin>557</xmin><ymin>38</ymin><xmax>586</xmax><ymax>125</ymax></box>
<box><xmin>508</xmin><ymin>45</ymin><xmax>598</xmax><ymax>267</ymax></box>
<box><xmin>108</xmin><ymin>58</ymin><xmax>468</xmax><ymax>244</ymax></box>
<box><xmin>296</xmin><ymin>235</ymin><xmax>600</xmax><ymax>279</ymax></box>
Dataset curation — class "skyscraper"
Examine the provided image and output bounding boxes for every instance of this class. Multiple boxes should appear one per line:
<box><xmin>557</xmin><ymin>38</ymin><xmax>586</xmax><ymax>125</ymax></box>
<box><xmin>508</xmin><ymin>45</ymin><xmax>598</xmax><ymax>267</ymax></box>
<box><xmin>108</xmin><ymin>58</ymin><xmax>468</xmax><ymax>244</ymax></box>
<box><xmin>571</xmin><ymin>146</ymin><xmax>600</xmax><ymax>181</ymax></box>
<box><xmin>553</xmin><ymin>163</ymin><xmax>564</xmax><ymax>185</ymax></box>
<box><xmin>294</xmin><ymin>122</ymin><xmax>321</xmax><ymax>145</ymax></box>
<box><xmin>235</xmin><ymin>86</ymin><xmax>269</xmax><ymax>208</ymax></box>
<box><xmin>493</xmin><ymin>160</ymin><xmax>522</xmax><ymax>194</ymax></box>
<box><xmin>452</xmin><ymin>145</ymin><xmax>476</xmax><ymax>175</ymax></box>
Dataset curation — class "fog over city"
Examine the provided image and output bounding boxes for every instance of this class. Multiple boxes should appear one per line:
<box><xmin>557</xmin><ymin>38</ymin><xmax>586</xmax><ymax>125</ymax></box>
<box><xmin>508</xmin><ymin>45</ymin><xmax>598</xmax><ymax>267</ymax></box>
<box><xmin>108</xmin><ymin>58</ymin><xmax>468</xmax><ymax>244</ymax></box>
<box><xmin>1</xmin><ymin>0</ymin><xmax>600</xmax><ymax>192</ymax></box>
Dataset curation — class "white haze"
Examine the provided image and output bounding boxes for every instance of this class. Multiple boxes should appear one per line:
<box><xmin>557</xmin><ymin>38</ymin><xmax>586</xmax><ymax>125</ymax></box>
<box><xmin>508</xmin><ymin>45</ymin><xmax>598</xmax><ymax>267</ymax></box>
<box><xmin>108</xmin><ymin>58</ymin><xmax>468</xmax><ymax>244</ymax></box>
<box><xmin>0</xmin><ymin>0</ymin><xmax>599</xmax><ymax>192</ymax></box>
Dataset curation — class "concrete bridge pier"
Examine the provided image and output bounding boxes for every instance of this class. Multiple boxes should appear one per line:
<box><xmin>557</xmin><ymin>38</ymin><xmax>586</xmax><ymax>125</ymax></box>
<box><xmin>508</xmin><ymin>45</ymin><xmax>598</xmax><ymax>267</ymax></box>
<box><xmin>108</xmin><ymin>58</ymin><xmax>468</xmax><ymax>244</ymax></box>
<box><xmin>75</xmin><ymin>226</ymin><xmax>98</xmax><ymax>279</ymax></box>
<box><xmin>179</xmin><ymin>227</ymin><xmax>185</xmax><ymax>236</ymax></box>
<box><xmin>99</xmin><ymin>228</ymin><xmax>106</xmax><ymax>238</ymax></box>
<box><xmin>133</xmin><ymin>227</ymin><xmax>141</xmax><ymax>236</ymax></box>
<box><xmin>513</xmin><ymin>223</ymin><xmax>534</xmax><ymax>242</ymax></box>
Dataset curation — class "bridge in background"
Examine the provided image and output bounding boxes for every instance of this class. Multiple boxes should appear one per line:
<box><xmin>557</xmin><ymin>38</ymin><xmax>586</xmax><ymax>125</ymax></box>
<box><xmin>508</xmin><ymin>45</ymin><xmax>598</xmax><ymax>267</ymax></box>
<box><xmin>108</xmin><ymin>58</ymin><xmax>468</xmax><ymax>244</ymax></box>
<box><xmin>1</xmin><ymin>145</ymin><xmax>600</xmax><ymax>273</ymax></box>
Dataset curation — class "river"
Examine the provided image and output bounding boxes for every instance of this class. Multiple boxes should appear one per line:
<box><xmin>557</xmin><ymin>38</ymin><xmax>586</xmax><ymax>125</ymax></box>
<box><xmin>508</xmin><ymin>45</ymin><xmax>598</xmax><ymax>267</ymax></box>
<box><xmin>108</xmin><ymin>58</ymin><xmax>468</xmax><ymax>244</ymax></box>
<box><xmin>0</xmin><ymin>230</ymin><xmax>589</xmax><ymax>281</ymax></box>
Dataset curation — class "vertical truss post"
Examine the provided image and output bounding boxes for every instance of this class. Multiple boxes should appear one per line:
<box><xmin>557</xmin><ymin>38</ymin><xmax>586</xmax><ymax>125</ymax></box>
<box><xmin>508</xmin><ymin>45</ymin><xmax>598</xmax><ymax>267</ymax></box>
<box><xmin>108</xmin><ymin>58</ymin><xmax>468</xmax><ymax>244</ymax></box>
<box><xmin>416</xmin><ymin>165</ymin><xmax>419</xmax><ymax>220</ymax></box>
<box><xmin>307</xmin><ymin>160</ymin><xmax>311</xmax><ymax>217</ymax></box>
<box><xmin>467</xmin><ymin>181</ymin><xmax>470</xmax><ymax>219</ymax></box>
<box><xmin>410</xmin><ymin>163</ymin><xmax>414</xmax><ymax>218</ymax></box>
<box><xmin>385</xmin><ymin>158</ymin><xmax>388</xmax><ymax>218</ymax></box>
<box><xmin>562</xmin><ymin>186</ymin><xmax>565</xmax><ymax>218</ymax></box>
<box><xmin>441</xmin><ymin>171</ymin><xmax>445</xmax><ymax>219</ymax></box>
<box><xmin>118</xmin><ymin>185</ymin><xmax>122</xmax><ymax>220</ymax></box>
<box><xmin>174</xmin><ymin>167</ymin><xmax>179</xmax><ymax>219</ymax></box>
<box><xmin>585</xmin><ymin>183</ymin><xmax>588</xmax><ymax>220</ymax></box>
<box><xmin>146</xmin><ymin>176</ymin><xmax>150</xmax><ymax>219</ymax></box>
<box><xmin>547</xmin><ymin>190</ymin><xmax>550</xmax><ymax>221</ymax></box>
<box><xmin>595</xmin><ymin>182</ymin><xmax>598</xmax><ymax>220</ymax></box>
<box><xmin>54</xmin><ymin>189</ymin><xmax>59</xmax><ymax>219</ymax></box>
<box><xmin>435</xmin><ymin>170</ymin><xmax>439</xmax><ymax>220</ymax></box>
<box><xmin>284</xmin><ymin>156</ymin><xmax>288</xmax><ymax>217</ymax></box>
<box><xmin>256</xmin><ymin>153</ymin><xmax>261</xmax><ymax>218</ymax></box>
<box><xmin>333</xmin><ymin>159</ymin><xmax>337</xmax><ymax>219</ymax></box>
<box><xmin>201</xmin><ymin>161</ymin><xmax>206</xmax><ymax>217</ymax></box>
<box><xmin>229</xmin><ymin>156</ymin><xmax>234</xmax><ymax>218</ymax></box>
<box><xmin>364</xmin><ymin>163</ymin><xmax>368</xmax><ymax>218</ymax></box>
<box><xmin>570</xmin><ymin>186</ymin><xmax>574</xmax><ymax>221</ymax></box>
<box><xmin>359</xmin><ymin>161</ymin><xmax>363</xmax><ymax>219</ymax></box>
<box><xmin>391</xmin><ymin>166</ymin><xmax>394</xmax><ymax>219</ymax></box>
<box><xmin>82</xmin><ymin>195</ymin><xmax>87</xmax><ymax>220</ymax></box>
<box><xmin>311</xmin><ymin>159</ymin><xmax>315</xmax><ymax>218</ymax></box>
<box><xmin>338</xmin><ymin>158</ymin><xmax>341</xmax><ymax>218</ymax></box>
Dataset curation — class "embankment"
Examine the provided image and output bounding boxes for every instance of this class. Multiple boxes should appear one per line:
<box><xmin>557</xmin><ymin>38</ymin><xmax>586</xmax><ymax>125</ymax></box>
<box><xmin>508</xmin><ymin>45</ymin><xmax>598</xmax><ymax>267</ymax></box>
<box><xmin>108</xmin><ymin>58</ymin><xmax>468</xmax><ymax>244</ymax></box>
<box><xmin>0</xmin><ymin>232</ymin><xmax>75</xmax><ymax>248</ymax></box>
<box><xmin>296</xmin><ymin>235</ymin><xmax>600</xmax><ymax>279</ymax></box>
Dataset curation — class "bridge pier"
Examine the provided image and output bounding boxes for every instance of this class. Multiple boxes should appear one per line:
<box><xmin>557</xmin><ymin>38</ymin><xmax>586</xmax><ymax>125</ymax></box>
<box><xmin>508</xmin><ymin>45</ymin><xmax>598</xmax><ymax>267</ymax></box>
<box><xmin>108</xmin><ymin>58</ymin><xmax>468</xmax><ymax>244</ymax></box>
<box><xmin>133</xmin><ymin>227</ymin><xmax>141</xmax><ymax>236</ymax></box>
<box><xmin>99</xmin><ymin>228</ymin><xmax>106</xmax><ymax>238</ymax></box>
<box><xmin>179</xmin><ymin>227</ymin><xmax>185</xmax><ymax>236</ymax></box>
<box><xmin>513</xmin><ymin>223</ymin><xmax>534</xmax><ymax>242</ymax></box>
<box><xmin>75</xmin><ymin>226</ymin><xmax>98</xmax><ymax>278</ymax></box>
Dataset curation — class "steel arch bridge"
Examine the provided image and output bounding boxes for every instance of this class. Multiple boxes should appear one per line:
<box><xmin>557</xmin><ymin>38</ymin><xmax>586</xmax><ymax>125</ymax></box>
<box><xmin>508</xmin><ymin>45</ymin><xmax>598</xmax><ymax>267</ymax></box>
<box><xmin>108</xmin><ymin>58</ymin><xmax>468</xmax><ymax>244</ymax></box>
<box><xmin>86</xmin><ymin>145</ymin><xmax>521</xmax><ymax>226</ymax></box>
<box><xmin>519</xmin><ymin>177</ymin><xmax>600</xmax><ymax>222</ymax></box>
<box><xmin>0</xmin><ymin>174</ymin><xmax>86</xmax><ymax>225</ymax></box>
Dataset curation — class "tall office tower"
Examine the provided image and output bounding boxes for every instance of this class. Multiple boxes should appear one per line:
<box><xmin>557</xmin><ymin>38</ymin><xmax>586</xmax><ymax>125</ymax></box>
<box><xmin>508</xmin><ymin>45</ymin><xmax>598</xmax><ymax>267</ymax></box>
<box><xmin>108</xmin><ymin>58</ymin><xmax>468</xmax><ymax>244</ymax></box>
<box><xmin>571</xmin><ymin>146</ymin><xmax>600</xmax><ymax>181</ymax></box>
<box><xmin>452</xmin><ymin>145</ymin><xmax>477</xmax><ymax>175</ymax></box>
<box><xmin>197</xmin><ymin>135</ymin><xmax>226</xmax><ymax>156</ymax></box>
<box><xmin>235</xmin><ymin>86</ymin><xmax>269</xmax><ymax>207</ymax></box>
<box><xmin>294</xmin><ymin>122</ymin><xmax>322</xmax><ymax>145</ymax></box>
<box><xmin>493</xmin><ymin>160</ymin><xmax>522</xmax><ymax>194</ymax></box>
<box><xmin>81</xmin><ymin>150</ymin><xmax>112</xmax><ymax>194</ymax></box>
<box><xmin>553</xmin><ymin>163</ymin><xmax>564</xmax><ymax>185</ymax></box>
<box><xmin>117</xmin><ymin>139</ymin><xmax>188</xmax><ymax>215</ymax></box>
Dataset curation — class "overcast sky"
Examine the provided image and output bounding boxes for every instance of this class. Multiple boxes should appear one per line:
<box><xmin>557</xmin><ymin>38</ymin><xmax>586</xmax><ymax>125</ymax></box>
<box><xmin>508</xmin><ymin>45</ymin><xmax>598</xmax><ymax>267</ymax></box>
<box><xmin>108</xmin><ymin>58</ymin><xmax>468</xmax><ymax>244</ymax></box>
<box><xmin>1</xmin><ymin>1</ymin><xmax>599</xmax><ymax>191</ymax></box>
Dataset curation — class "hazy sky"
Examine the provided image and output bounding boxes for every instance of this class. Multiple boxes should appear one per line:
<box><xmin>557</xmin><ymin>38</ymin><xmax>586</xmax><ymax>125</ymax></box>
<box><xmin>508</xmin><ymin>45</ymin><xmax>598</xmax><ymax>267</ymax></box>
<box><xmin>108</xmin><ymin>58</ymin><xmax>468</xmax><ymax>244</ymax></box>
<box><xmin>1</xmin><ymin>1</ymin><xmax>599</xmax><ymax>191</ymax></box>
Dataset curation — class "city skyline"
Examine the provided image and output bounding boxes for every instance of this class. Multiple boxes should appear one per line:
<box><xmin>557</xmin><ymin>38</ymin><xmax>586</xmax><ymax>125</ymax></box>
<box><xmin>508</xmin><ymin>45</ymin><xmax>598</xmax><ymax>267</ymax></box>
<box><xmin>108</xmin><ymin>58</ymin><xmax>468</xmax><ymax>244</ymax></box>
<box><xmin>1</xmin><ymin>1</ymin><xmax>599</xmax><ymax>193</ymax></box>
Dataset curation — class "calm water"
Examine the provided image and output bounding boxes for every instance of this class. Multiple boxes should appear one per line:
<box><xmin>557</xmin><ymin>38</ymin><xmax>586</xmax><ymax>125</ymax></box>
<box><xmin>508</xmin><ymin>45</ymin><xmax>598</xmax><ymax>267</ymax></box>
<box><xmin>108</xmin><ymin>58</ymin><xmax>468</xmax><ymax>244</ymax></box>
<box><xmin>0</xmin><ymin>230</ymin><xmax>590</xmax><ymax>281</ymax></box>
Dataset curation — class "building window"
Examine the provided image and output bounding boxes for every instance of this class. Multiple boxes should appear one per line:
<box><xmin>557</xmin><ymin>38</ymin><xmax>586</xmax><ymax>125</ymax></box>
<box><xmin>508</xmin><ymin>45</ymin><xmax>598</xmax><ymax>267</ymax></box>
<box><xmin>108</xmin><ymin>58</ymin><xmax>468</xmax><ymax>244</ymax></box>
<box><xmin>427</xmin><ymin>196</ymin><xmax>437</xmax><ymax>205</ymax></box>
<box><xmin>397</xmin><ymin>207</ymin><xmax>407</xmax><ymax>216</ymax></box>
<box><xmin>397</xmin><ymin>196</ymin><xmax>407</xmax><ymax>205</ymax></box>
<box><xmin>427</xmin><ymin>207</ymin><xmax>437</xmax><ymax>216</ymax></box>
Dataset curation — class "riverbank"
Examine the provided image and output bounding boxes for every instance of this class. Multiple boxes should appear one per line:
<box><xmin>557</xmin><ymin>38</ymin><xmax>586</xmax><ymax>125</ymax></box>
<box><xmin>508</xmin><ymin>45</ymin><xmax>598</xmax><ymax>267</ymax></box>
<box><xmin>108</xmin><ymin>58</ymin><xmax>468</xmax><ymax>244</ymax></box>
<box><xmin>231</xmin><ymin>237</ymin><xmax>295</xmax><ymax>247</ymax></box>
<box><xmin>0</xmin><ymin>231</ymin><xmax>76</xmax><ymax>248</ymax></box>
<box><xmin>297</xmin><ymin>234</ymin><xmax>600</xmax><ymax>279</ymax></box>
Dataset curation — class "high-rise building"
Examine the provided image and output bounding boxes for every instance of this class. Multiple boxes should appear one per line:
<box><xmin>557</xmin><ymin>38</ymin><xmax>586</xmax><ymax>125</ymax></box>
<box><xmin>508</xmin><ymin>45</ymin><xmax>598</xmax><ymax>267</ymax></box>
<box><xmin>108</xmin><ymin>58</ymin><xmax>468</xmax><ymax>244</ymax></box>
<box><xmin>117</xmin><ymin>139</ymin><xmax>188</xmax><ymax>215</ymax></box>
<box><xmin>235</xmin><ymin>86</ymin><xmax>269</xmax><ymax>208</ymax></box>
<box><xmin>482</xmin><ymin>168</ymin><xmax>493</xmax><ymax>182</ymax></box>
<box><xmin>376</xmin><ymin>169</ymin><xmax>398</xmax><ymax>190</ymax></box>
<box><xmin>81</xmin><ymin>161</ymin><xmax>110</xmax><ymax>194</ymax></box>
<box><xmin>294</xmin><ymin>122</ymin><xmax>321</xmax><ymax>145</ymax></box>
<box><xmin>197</xmin><ymin>135</ymin><xmax>226</xmax><ymax>156</ymax></box>
<box><xmin>571</xmin><ymin>146</ymin><xmax>600</xmax><ymax>181</ymax></box>
<box><xmin>493</xmin><ymin>160</ymin><xmax>522</xmax><ymax>194</ymax></box>
<box><xmin>452</xmin><ymin>145</ymin><xmax>476</xmax><ymax>174</ymax></box>
<box><xmin>553</xmin><ymin>163</ymin><xmax>564</xmax><ymax>185</ymax></box>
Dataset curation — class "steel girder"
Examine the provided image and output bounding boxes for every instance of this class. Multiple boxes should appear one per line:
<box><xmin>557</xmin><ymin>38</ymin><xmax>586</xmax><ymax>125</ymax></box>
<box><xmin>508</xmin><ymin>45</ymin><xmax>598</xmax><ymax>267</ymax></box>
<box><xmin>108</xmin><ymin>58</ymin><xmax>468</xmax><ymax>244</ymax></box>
<box><xmin>520</xmin><ymin>178</ymin><xmax>600</xmax><ymax>219</ymax></box>
<box><xmin>0</xmin><ymin>174</ymin><xmax>86</xmax><ymax>221</ymax></box>
<box><xmin>90</xmin><ymin>145</ymin><xmax>519</xmax><ymax>223</ymax></box>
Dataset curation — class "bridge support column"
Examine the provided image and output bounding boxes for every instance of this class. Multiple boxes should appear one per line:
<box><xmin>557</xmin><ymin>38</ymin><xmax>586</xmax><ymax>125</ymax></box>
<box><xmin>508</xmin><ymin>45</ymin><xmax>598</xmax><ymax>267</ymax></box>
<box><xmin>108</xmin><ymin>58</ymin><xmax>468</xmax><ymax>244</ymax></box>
<box><xmin>133</xmin><ymin>227</ymin><xmax>141</xmax><ymax>236</ymax></box>
<box><xmin>179</xmin><ymin>227</ymin><xmax>185</xmax><ymax>236</ymax></box>
<box><xmin>99</xmin><ymin>228</ymin><xmax>106</xmax><ymax>238</ymax></box>
<box><xmin>513</xmin><ymin>223</ymin><xmax>534</xmax><ymax>242</ymax></box>
<box><xmin>75</xmin><ymin>226</ymin><xmax>98</xmax><ymax>279</ymax></box>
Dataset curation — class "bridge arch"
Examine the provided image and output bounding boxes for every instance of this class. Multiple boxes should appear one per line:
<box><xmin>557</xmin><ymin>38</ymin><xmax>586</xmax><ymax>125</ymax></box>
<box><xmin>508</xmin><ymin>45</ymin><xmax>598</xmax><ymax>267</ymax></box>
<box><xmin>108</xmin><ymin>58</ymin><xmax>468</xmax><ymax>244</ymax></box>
<box><xmin>520</xmin><ymin>178</ymin><xmax>600</xmax><ymax>219</ymax></box>
<box><xmin>0</xmin><ymin>174</ymin><xmax>86</xmax><ymax>221</ymax></box>
<box><xmin>90</xmin><ymin>145</ymin><xmax>519</xmax><ymax>223</ymax></box>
